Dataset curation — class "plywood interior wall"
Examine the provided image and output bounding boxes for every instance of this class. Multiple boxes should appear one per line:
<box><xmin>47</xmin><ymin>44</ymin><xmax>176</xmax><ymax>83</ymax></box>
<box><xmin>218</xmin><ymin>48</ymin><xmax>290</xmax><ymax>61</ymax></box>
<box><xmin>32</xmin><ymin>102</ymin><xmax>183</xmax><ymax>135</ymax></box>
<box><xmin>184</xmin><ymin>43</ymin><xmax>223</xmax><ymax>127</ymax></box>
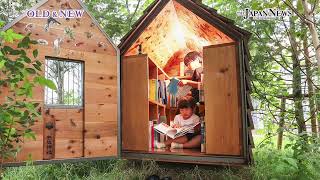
<box><xmin>125</xmin><ymin>0</ymin><xmax>233</xmax><ymax>76</ymax></box>
<box><xmin>2</xmin><ymin>0</ymin><xmax>118</xmax><ymax>163</ymax></box>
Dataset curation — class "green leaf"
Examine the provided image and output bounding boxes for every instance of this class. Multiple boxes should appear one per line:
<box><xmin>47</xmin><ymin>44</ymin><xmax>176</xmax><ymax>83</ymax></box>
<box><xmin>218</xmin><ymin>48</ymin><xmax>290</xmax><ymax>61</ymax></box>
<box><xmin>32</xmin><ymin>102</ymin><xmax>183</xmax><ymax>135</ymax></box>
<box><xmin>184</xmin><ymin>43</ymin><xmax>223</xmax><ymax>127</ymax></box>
<box><xmin>33</xmin><ymin>49</ymin><xmax>38</xmax><ymax>58</ymax></box>
<box><xmin>32</xmin><ymin>63</ymin><xmax>41</xmax><ymax>71</ymax></box>
<box><xmin>0</xmin><ymin>60</ymin><xmax>5</xmax><ymax>69</ymax></box>
<box><xmin>26</xmin><ymin>68</ymin><xmax>36</xmax><ymax>74</ymax></box>
<box><xmin>34</xmin><ymin>76</ymin><xmax>46</xmax><ymax>85</ymax></box>
<box><xmin>45</xmin><ymin>79</ymin><xmax>57</xmax><ymax>90</ymax></box>
<box><xmin>24</xmin><ymin>130</ymin><xmax>36</xmax><ymax>141</ymax></box>
<box><xmin>2</xmin><ymin>29</ymin><xmax>24</xmax><ymax>43</ymax></box>
<box><xmin>22</xmin><ymin>55</ymin><xmax>31</xmax><ymax>63</ymax></box>
<box><xmin>282</xmin><ymin>157</ymin><xmax>298</xmax><ymax>170</ymax></box>
<box><xmin>18</xmin><ymin>36</ymin><xmax>31</xmax><ymax>49</ymax></box>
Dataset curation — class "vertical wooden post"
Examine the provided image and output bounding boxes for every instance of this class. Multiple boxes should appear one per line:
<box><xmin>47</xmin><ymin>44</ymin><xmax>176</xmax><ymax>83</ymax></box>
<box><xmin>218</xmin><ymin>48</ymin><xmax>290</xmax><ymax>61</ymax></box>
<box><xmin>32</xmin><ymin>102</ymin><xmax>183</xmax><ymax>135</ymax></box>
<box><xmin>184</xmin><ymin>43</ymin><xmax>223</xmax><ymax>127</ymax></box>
<box><xmin>43</xmin><ymin>108</ymin><xmax>55</xmax><ymax>160</ymax></box>
<box><xmin>277</xmin><ymin>98</ymin><xmax>286</xmax><ymax>150</ymax></box>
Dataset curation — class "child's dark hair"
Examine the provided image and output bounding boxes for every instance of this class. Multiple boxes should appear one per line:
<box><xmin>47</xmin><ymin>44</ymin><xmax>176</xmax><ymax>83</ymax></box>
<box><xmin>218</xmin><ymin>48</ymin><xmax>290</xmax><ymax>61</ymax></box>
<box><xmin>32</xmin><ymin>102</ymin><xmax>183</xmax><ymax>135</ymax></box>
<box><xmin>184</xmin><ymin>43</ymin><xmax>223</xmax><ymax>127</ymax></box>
<box><xmin>184</xmin><ymin>51</ymin><xmax>202</xmax><ymax>66</ymax></box>
<box><xmin>177</xmin><ymin>96</ymin><xmax>196</xmax><ymax>110</ymax></box>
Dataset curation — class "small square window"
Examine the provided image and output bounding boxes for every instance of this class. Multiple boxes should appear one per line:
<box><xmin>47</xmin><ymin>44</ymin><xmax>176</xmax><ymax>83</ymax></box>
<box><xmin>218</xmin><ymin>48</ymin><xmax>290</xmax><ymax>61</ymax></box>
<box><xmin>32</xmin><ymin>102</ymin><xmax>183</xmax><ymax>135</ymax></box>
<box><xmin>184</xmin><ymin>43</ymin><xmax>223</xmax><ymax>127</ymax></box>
<box><xmin>44</xmin><ymin>57</ymin><xmax>84</xmax><ymax>108</ymax></box>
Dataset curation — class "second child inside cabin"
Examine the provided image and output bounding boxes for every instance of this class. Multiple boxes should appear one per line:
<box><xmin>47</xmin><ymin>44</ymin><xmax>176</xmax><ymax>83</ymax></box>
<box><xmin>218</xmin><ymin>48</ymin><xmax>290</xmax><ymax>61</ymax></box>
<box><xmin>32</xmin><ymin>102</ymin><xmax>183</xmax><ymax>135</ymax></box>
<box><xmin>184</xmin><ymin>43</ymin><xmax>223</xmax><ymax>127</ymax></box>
<box><xmin>156</xmin><ymin>96</ymin><xmax>201</xmax><ymax>149</ymax></box>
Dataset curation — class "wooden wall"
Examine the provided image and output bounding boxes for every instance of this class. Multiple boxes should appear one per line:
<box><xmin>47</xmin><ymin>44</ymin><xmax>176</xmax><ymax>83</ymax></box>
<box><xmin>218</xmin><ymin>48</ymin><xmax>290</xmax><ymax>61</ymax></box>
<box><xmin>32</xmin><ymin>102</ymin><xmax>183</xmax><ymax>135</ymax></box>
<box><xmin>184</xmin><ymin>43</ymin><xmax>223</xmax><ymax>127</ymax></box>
<box><xmin>121</xmin><ymin>55</ymin><xmax>149</xmax><ymax>151</ymax></box>
<box><xmin>3</xmin><ymin>0</ymin><xmax>118</xmax><ymax>163</ymax></box>
<box><xmin>203</xmin><ymin>43</ymin><xmax>242</xmax><ymax>156</ymax></box>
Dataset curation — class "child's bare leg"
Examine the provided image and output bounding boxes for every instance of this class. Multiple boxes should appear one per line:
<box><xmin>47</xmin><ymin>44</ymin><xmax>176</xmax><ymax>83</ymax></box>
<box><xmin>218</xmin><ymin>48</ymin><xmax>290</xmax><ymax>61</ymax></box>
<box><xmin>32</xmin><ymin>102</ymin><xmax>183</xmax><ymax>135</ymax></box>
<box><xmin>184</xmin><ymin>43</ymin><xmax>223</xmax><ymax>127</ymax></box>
<box><xmin>164</xmin><ymin>137</ymin><xmax>174</xmax><ymax>146</ymax></box>
<box><xmin>164</xmin><ymin>136</ymin><xmax>188</xmax><ymax>146</ymax></box>
<box><xmin>182</xmin><ymin>135</ymin><xmax>201</xmax><ymax>148</ymax></box>
<box><xmin>172</xmin><ymin>136</ymin><xmax>188</xmax><ymax>144</ymax></box>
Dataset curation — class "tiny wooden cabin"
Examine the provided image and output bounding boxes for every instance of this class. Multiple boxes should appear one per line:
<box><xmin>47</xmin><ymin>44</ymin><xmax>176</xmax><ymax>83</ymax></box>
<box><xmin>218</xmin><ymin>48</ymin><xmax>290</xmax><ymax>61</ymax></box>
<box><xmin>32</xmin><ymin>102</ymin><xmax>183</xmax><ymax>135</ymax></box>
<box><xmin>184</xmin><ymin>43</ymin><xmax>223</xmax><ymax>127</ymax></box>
<box><xmin>2</xmin><ymin>0</ymin><xmax>254</xmax><ymax>166</ymax></box>
<box><xmin>119</xmin><ymin>0</ymin><xmax>254</xmax><ymax>165</ymax></box>
<box><xmin>2</xmin><ymin>0</ymin><xmax>119</xmax><ymax>164</ymax></box>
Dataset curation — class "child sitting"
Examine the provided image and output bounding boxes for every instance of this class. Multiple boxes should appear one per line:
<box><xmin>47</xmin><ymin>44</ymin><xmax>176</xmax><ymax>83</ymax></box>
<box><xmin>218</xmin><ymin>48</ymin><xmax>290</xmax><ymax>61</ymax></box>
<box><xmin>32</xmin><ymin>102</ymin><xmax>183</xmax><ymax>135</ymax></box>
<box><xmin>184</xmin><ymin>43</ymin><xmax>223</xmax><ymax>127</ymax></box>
<box><xmin>156</xmin><ymin>96</ymin><xmax>201</xmax><ymax>149</ymax></box>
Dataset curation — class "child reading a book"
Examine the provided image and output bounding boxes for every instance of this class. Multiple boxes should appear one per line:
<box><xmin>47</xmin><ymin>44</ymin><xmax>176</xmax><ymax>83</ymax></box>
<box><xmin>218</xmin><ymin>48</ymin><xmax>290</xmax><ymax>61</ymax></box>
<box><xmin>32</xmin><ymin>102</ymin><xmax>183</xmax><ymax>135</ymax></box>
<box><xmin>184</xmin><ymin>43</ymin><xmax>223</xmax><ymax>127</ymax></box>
<box><xmin>156</xmin><ymin>96</ymin><xmax>201</xmax><ymax>149</ymax></box>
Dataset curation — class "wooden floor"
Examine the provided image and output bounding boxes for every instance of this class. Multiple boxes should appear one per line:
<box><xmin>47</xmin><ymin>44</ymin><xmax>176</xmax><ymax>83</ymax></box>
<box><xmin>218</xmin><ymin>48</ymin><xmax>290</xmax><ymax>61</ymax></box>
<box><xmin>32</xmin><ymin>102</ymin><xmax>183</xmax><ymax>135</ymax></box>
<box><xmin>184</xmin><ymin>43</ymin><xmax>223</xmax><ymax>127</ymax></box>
<box><xmin>124</xmin><ymin>148</ymin><xmax>209</xmax><ymax>157</ymax></box>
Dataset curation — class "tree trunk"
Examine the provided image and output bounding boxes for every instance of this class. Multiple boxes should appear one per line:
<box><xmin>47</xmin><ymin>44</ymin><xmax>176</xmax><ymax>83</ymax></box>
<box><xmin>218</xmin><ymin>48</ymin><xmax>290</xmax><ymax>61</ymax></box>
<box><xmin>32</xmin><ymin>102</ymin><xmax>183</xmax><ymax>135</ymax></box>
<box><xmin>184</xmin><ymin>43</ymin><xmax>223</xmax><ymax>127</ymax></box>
<box><xmin>303</xmin><ymin>31</ymin><xmax>318</xmax><ymax>136</ymax></box>
<box><xmin>289</xmin><ymin>18</ymin><xmax>306</xmax><ymax>133</ymax></box>
<box><xmin>56</xmin><ymin>63</ymin><xmax>64</xmax><ymax>104</ymax></box>
<box><xmin>277</xmin><ymin>98</ymin><xmax>286</xmax><ymax>150</ymax></box>
<box><xmin>301</xmin><ymin>0</ymin><xmax>320</xmax><ymax>68</ymax></box>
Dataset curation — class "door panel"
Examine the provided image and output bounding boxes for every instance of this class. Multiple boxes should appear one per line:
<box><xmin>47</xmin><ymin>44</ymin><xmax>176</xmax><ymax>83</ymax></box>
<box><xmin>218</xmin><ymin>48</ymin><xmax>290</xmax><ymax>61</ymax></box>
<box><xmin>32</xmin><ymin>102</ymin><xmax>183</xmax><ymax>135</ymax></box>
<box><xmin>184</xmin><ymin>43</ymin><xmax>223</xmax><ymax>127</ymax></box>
<box><xmin>83</xmin><ymin>51</ymin><xmax>119</xmax><ymax>158</ymax></box>
<box><xmin>43</xmin><ymin>108</ymin><xmax>84</xmax><ymax>159</ymax></box>
<box><xmin>203</xmin><ymin>43</ymin><xmax>242</xmax><ymax>156</ymax></box>
<box><xmin>55</xmin><ymin>109</ymin><xmax>84</xmax><ymax>159</ymax></box>
<box><xmin>122</xmin><ymin>55</ymin><xmax>149</xmax><ymax>151</ymax></box>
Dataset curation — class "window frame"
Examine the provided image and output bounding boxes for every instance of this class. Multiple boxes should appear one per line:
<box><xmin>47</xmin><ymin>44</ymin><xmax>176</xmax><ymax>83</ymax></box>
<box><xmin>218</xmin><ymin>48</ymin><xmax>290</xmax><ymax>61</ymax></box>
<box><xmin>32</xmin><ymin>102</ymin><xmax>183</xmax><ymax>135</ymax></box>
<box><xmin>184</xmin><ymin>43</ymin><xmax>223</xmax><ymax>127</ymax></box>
<box><xmin>44</xmin><ymin>56</ymin><xmax>84</xmax><ymax>109</ymax></box>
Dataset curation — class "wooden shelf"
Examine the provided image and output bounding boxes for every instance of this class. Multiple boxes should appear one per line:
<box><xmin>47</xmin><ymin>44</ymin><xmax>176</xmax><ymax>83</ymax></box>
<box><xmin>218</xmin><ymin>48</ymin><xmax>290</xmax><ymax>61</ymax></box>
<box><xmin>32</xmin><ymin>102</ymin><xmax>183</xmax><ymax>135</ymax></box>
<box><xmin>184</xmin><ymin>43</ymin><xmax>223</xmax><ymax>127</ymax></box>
<box><xmin>149</xmin><ymin>99</ymin><xmax>166</xmax><ymax>108</ymax></box>
<box><xmin>148</xmin><ymin>57</ymin><xmax>171</xmax><ymax>79</ymax></box>
<box><xmin>175</xmin><ymin>76</ymin><xmax>192</xmax><ymax>80</ymax></box>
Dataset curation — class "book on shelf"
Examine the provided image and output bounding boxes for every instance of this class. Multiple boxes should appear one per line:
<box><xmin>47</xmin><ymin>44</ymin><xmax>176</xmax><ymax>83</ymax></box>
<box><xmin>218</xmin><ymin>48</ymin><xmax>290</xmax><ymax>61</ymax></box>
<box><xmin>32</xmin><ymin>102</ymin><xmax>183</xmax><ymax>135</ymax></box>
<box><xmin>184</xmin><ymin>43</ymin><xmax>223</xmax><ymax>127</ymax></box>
<box><xmin>200</xmin><ymin>116</ymin><xmax>206</xmax><ymax>153</ymax></box>
<box><xmin>153</xmin><ymin>119</ymin><xmax>160</xmax><ymax>146</ymax></box>
<box><xmin>149</xmin><ymin>79</ymin><xmax>168</xmax><ymax>105</ymax></box>
<box><xmin>154</xmin><ymin>122</ymin><xmax>200</xmax><ymax>139</ymax></box>
<box><xmin>149</xmin><ymin>121</ymin><xmax>154</xmax><ymax>149</ymax></box>
<box><xmin>167</xmin><ymin>77</ymin><xmax>179</xmax><ymax>95</ymax></box>
<box><xmin>149</xmin><ymin>79</ymin><xmax>157</xmax><ymax>101</ymax></box>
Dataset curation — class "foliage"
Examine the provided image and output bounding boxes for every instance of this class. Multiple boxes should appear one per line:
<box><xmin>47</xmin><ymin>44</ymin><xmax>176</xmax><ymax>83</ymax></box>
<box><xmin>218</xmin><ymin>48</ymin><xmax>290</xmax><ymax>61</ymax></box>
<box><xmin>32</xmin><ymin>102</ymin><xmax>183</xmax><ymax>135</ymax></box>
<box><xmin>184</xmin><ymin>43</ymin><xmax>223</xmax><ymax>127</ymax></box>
<box><xmin>252</xmin><ymin>145</ymin><xmax>320</xmax><ymax>180</ymax></box>
<box><xmin>0</xmin><ymin>0</ymin><xmax>38</xmax><ymax>23</ymax></box>
<box><xmin>3</xmin><ymin>146</ymin><xmax>320</xmax><ymax>180</ymax></box>
<box><xmin>2</xmin><ymin>159</ymin><xmax>251</xmax><ymax>180</ymax></box>
<box><xmin>84</xmin><ymin>0</ymin><xmax>154</xmax><ymax>43</ymax></box>
<box><xmin>0</xmin><ymin>27</ymin><xmax>56</xmax><ymax>169</ymax></box>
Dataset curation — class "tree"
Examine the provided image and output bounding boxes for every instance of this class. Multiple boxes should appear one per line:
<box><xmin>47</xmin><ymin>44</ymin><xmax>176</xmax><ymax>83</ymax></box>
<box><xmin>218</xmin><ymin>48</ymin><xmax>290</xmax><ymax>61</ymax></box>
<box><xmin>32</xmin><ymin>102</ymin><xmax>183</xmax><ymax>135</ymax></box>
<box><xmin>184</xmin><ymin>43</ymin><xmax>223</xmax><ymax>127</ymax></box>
<box><xmin>0</xmin><ymin>25</ymin><xmax>56</xmax><ymax>171</ymax></box>
<box><xmin>84</xmin><ymin>0</ymin><xmax>153</xmax><ymax>43</ymax></box>
<box><xmin>0</xmin><ymin>0</ymin><xmax>38</xmax><ymax>23</ymax></box>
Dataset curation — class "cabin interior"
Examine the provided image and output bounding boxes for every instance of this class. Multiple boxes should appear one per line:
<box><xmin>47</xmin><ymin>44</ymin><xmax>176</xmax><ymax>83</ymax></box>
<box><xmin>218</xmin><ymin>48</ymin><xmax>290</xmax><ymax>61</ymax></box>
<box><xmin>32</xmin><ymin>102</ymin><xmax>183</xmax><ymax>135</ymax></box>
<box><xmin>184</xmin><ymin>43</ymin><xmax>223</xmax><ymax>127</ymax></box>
<box><xmin>121</xmin><ymin>0</ymin><xmax>242</xmax><ymax>157</ymax></box>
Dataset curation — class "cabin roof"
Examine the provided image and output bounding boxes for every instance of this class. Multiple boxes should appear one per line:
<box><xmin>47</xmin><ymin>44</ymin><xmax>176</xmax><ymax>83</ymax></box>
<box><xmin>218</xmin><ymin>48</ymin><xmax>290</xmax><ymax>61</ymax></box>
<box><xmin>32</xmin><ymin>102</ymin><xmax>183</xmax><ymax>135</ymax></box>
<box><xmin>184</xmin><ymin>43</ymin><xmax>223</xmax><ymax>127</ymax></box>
<box><xmin>118</xmin><ymin>0</ymin><xmax>251</xmax><ymax>55</ymax></box>
<box><xmin>2</xmin><ymin>0</ymin><xmax>118</xmax><ymax>52</ymax></box>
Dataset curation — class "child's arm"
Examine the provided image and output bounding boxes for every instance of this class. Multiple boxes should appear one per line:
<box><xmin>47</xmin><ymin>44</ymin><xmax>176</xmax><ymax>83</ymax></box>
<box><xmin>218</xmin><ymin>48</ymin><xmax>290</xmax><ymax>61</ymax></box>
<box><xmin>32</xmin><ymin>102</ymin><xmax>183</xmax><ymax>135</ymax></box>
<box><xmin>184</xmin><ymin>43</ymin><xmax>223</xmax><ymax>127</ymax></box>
<box><xmin>178</xmin><ymin>80</ymin><xmax>200</xmax><ymax>88</ymax></box>
<box><xmin>193</xmin><ymin>115</ymin><xmax>201</xmax><ymax>133</ymax></box>
<box><xmin>172</xmin><ymin>115</ymin><xmax>181</xmax><ymax>128</ymax></box>
<box><xmin>194</xmin><ymin>124</ymin><xmax>201</xmax><ymax>133</ymax></box>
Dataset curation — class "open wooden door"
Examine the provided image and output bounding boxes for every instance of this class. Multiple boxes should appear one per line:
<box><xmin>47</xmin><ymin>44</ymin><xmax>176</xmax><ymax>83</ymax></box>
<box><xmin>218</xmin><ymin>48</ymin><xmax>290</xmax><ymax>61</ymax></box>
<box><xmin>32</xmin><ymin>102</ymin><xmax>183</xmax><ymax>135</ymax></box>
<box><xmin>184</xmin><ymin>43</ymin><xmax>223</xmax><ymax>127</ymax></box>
<box><xmin>203</xmin><ymin>43</ymin><xmax>242</xmax><ymax>156</ymax></box>
<box><xmin>122</xmin><ymin>55</ymin><xmax>149</xmax><ymax>151</ymax></box>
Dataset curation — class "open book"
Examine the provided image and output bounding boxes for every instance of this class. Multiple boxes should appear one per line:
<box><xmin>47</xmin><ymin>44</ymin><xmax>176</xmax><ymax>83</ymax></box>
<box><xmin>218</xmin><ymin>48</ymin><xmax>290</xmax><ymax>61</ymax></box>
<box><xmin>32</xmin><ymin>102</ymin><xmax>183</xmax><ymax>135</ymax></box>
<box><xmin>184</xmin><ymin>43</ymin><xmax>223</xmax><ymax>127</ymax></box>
<box><xmin>154</xmin><ymin>122</ymin><xmax>200</xmax><ymax>139</ymax></box>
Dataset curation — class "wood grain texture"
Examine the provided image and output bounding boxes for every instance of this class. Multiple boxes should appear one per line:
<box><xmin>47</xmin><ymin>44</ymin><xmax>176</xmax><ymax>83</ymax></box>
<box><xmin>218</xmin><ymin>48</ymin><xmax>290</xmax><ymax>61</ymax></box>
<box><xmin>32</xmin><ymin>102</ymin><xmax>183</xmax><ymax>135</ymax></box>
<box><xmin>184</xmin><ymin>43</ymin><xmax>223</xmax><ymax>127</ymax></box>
<box><xmin>122</xmin><ymin>55</ymin><xmax>149</xmax><ymax>151</ymax></box>
<box><xmin>203</xmin><ymin>43</ymin><xmax>242</xmax><ymax>156</ymax></box>
<box><xmin>125</xmin><ymin>1</ymin><xmax>233</xmax><ymax>69</ymax></box>
<box><xmin>2</xmin><ymin>0</ymin><xmax>118</xmax><ymax>163</ymax></box>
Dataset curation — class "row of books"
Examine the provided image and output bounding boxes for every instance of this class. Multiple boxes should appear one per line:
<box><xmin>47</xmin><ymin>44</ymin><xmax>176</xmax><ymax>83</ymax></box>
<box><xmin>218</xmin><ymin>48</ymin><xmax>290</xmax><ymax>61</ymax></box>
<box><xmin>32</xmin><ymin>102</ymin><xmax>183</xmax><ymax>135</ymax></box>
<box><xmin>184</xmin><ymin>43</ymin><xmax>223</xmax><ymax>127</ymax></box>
<box><xmin>149</xmin><ymin>79</ymin><xmax>168</xmax><ymax>105</ymax></box>
<box><xmin>168</xmin><ymin>94</ymin><xmax>178</xmax><ymax>107</ymax></box>
<box><xmin>149</xmin><ymin>116</ymin><xmax>167</xmax><ymax>149</ymax></box>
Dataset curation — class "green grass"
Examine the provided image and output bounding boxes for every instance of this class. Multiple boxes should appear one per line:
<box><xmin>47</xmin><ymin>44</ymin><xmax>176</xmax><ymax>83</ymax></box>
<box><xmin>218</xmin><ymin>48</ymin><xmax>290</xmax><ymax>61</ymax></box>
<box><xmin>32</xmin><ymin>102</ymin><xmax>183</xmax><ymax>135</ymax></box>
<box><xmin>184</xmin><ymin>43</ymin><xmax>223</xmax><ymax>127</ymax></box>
<box><xmin>3</xmin><ymin>148</ymin><xmax>320</xmax><ymax>180</ymax></box>
<box><xmin>3</xmin><ymin>134</ymin><xmax>320</xmax><ymax>179</ymax></box>
<box><xmin>2</xmin><ymin>159</ymin><xmax>252</xmax><ymax>180</ymax></box>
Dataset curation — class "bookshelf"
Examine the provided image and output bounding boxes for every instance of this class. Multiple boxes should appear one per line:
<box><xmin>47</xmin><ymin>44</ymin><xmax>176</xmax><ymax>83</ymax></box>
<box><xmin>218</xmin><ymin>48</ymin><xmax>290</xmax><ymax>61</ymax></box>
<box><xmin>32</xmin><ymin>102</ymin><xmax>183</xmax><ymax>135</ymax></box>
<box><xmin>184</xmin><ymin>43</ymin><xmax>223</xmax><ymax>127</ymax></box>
<box><xmin>148</xmin><ymin>58</ymin><xmax>169</xmax><ymax>124</ymax></box>
<box><xmin>122</xmin><ymin>55</ymin><xmax>201</xmax><ymax>153</ymax></box>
